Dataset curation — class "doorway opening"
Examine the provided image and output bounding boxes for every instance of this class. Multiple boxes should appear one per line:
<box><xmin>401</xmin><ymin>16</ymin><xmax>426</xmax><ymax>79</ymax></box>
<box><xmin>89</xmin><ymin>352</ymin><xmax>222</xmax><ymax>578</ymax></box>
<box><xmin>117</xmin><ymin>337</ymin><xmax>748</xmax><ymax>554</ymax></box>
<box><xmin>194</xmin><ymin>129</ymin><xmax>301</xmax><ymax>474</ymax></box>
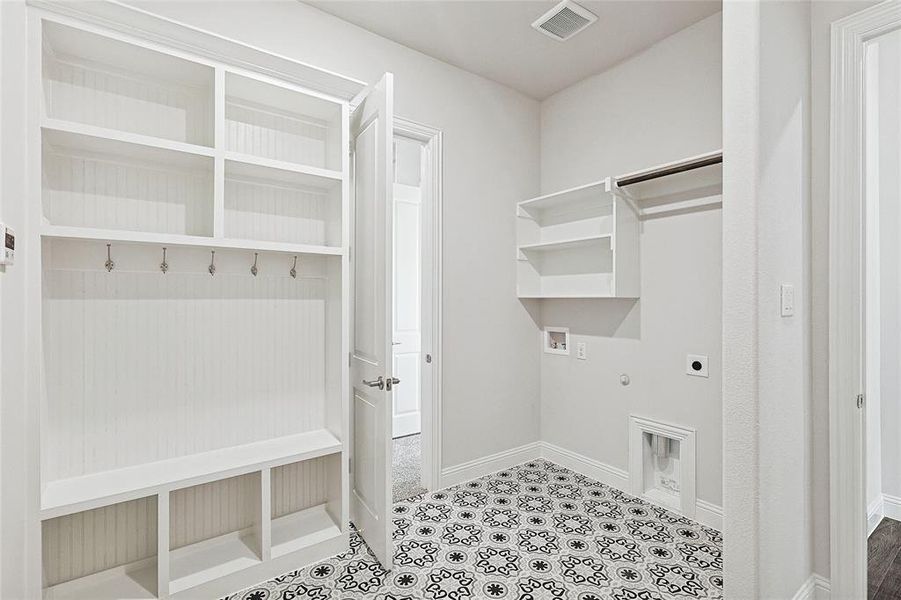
<box><xmin>864</xmin><ymin>27</ymin><xmax>901</xmax><ymax>600</ymax></box>
<box><xmin>390</xmin><ymin>121</ymin><xmax>442</xmax><ymax>502</ymax></box>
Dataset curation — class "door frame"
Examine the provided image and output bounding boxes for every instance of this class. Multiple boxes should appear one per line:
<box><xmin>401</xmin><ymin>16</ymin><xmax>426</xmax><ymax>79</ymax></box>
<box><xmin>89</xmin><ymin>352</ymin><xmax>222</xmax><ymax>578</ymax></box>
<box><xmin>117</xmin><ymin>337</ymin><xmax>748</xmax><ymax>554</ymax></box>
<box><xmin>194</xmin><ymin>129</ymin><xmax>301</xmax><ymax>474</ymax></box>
<box><xmin>394</xmin><ymin>116</ymin><xmax>443</xmax><ymax>492</ymax></box>
<box><xmin>829</xmin><ymin>2</ymin><xmax>901</xmax><ymax>597</ymax></box>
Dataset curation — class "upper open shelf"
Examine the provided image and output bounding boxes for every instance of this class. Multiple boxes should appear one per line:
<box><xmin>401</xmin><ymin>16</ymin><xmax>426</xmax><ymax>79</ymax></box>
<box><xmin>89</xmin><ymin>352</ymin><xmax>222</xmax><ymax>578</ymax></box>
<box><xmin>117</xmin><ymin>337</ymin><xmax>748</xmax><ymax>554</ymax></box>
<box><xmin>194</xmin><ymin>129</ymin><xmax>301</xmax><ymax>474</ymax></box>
<box><xmin>42</xmin><ymin>21</ymin><xmax>214</xmax><ymax>147</ymax></box>
<box><xmin>226</xmin><ymin>72</ymin><xmax>343</xmax><ymax>172</ymax></box>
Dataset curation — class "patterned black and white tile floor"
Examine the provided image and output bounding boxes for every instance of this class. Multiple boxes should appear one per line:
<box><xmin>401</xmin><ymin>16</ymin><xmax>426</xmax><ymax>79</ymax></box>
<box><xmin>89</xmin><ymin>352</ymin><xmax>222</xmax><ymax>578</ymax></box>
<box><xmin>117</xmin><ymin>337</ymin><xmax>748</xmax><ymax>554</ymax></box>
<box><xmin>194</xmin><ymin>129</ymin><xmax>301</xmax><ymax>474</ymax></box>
<box><xmin>223</xmin><ymin>459</ymin><xmax>723</xmax><ymax>600</ymax></box>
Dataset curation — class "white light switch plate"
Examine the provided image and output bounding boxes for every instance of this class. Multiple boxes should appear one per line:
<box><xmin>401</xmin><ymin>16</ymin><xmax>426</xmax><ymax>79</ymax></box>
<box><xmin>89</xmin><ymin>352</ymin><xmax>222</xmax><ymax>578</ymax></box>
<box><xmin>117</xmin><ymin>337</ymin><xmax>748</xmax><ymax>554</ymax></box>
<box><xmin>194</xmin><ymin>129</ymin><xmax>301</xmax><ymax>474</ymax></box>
<box><xmin>780</xmin><ymin>284</ymin><xmax>794</xmax><ymax>317</ymax></box>
<box><xmin>686</xmin><ymin>354</ymin><xmax>708</xmax><ymax>378</ymax></box>
<box><xmin>576</xmin><ymin>342</ymin><xmax>587</xmax><ymax>360</ymax></box>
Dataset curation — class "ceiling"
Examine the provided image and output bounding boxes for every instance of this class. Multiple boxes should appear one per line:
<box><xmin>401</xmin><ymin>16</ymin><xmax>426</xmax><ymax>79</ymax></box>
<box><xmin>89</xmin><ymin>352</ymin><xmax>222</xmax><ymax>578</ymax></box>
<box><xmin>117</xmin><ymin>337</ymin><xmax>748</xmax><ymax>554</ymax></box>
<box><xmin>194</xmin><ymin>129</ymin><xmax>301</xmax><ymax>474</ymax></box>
<box><xmin>304</xmin><ymin>0</ymin><xmax>721</xmax><ymax>100</ymax></box>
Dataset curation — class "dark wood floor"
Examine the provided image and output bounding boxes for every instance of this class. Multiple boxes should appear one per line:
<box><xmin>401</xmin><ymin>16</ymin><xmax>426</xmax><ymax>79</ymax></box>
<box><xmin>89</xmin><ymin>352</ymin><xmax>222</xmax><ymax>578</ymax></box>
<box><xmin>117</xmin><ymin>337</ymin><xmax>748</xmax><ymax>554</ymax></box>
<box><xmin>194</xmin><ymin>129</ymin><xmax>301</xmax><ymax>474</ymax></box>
<box><xmin>870</xmin><ymin>518</ymin><xmax>901</xmax><ymax>599</ymax></box>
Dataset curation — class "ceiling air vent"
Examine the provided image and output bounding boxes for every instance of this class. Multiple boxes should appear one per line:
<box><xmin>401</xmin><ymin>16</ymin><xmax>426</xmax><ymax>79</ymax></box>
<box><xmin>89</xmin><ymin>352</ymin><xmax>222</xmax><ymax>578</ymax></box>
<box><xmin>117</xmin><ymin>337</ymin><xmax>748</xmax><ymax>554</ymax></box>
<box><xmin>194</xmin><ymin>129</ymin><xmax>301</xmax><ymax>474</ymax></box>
<box><xmin>531</xmin><ymin>0</ymin><xmax>598</xmax><ymax>42</ymax></box>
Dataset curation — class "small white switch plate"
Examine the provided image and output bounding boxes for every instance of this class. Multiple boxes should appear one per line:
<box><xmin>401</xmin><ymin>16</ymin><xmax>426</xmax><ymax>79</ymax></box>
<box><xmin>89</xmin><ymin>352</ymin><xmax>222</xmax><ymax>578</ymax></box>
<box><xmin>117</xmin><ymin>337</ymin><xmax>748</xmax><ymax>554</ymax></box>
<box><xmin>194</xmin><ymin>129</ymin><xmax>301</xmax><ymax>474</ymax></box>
<box><xmin>686</xmin><ymin>354</ymin><xmax>708</xmax><ymax>378</ymax></box>
<box><xmin>576</xmin><ymin>342</ymin><xmax>587</xmax><ymax>360</ymax></box>
<box><xmin>780</xmin><ymin>284</ymin><xmax>794</xmax><ymax>317</ymax></box>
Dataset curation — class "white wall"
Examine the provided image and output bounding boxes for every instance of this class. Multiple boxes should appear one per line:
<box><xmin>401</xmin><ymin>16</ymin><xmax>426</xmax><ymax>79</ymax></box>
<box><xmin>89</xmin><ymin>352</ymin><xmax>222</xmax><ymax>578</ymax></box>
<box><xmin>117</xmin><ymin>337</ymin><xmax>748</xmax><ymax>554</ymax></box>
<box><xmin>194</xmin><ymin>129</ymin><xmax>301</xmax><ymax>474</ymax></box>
<box><xmin>722</xmin><ymin>1</ymin><xmax>813</xmax><ymax>596</ymax></box>
<box><xmin>755</xmin><ymin>2</ymin><xmax>812</xmax><ymax>595</ymax></box>
<box><xmin>124</xmin><ymin>0</ymin><xmax>543</xmax><ymax>471</ymax></box>
<box><xmin>538</xmin><ymin>13</ymin><xmax>723</xmax><ymax>507</ymax></box>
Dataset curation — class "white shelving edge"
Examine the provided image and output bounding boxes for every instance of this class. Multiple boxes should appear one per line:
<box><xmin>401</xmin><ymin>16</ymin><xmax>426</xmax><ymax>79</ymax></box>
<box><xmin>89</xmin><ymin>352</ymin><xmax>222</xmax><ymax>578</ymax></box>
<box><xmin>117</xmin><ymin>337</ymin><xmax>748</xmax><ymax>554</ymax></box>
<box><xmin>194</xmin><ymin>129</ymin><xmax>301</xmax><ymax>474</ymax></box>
<box><xmin>224</xmin><ymin>151</ymin><xmax>343</xmax><ymax>182</ymax></box>
<box><xmin>41</xmin><ymin>226</ymin><xmax>344</xmax><ymax>257</ymax></box>
<box><xmin>517</xmin><ymin>233</ymin><xmax>613</xmax><ymax>255</ymax></box>
<box><xmin>41</xmin><ymin>118</ymin><xmax>215</xmax><ymax>160</ymax></box>
<box><xmin>41</xmin><ymin>429</ymin><xmax>342</xmax><ymax>519</ymax></box>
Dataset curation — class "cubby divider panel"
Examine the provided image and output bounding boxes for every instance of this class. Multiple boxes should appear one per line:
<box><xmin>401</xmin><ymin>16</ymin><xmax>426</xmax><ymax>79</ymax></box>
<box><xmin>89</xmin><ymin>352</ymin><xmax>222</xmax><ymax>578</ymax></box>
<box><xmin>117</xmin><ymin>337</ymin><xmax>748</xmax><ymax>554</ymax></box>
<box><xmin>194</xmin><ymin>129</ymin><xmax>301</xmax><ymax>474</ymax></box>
<box><xmin>42</xmin><ymin>496</ymin><xmax>158</xmax><ymax>600</ymax></box>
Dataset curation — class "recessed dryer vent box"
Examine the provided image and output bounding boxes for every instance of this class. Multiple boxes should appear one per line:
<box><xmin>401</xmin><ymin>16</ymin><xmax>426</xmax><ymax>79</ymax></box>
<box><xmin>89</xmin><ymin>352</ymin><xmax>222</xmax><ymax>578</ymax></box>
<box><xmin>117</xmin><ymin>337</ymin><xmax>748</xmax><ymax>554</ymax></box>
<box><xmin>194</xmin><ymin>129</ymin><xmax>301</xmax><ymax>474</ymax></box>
<box><xmin>543</xmin><ymin>326</ymin><xmax>570</xmax><ymax>355</ymax></box>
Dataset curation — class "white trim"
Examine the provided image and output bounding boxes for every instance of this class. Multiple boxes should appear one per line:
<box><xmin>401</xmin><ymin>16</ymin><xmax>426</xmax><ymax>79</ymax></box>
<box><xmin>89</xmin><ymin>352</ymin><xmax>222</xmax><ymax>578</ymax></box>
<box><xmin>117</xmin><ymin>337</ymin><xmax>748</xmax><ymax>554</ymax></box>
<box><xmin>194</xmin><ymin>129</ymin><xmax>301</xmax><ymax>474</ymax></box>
<box><xmin>829</xmin><ymin>3</ymin><xmax>901</xmax><ymax>598</ymax></box>
<box><xmin>438</xmin><ymin>441</ymin><xmax>722</xmax><ymax>530</ymax></box>
<box><xmin>439</xmin><ymin>442</ymin><xmax>541</xmax><ymax>488</ymax></box>
<box><xmin>868</xmin><ymin>495</ymin><xmax>885</xmax><ymax>537</ymax></box>
<box><xmin>882</xmin><ymin>493</ymin><xmax>901</xmax><ymax>522</ymax></box>
<box><xmin>539</xmin><ymin>441</ymin><xmax>629</xmax><ymax>490</ymax></box>
<box><xmin>628</xmin><ymin>415</ymin><xmax>697</xmax><ymax>519</ymax></box>
<box><xmin>791</xmin><ymin>574</ymin><xmax>832</xmax><ymax>600</ymax></box>
<box><xmin>394</xmin><ymin>117</ymin><xmax>443</xmax><ymax>493</ymax></box>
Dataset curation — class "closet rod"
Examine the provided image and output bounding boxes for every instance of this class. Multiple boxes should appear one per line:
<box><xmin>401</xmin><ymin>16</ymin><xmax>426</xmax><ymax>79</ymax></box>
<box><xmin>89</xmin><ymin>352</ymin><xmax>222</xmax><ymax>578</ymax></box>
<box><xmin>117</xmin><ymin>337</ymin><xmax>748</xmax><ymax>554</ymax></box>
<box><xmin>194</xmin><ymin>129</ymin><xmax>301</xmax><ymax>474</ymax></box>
<box><xmin>616</xmin><ymin>153</ymin><xmax>723</xmax><ymax>188</ymax></box>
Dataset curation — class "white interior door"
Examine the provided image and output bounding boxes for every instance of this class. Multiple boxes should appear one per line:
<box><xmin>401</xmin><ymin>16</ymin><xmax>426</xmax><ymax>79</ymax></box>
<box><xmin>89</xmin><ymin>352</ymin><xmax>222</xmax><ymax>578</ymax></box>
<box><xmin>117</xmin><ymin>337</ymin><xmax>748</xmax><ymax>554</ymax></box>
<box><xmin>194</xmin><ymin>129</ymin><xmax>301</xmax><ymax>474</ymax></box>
<box><xmin>350</xmin><ymin>73</ymin><xmax>395</xmax><ymax>569</ymax></box>
<box><xmin>392</xmin><ymin>143</ymin><xmax>423</xmax><ymax>438</ymax></box>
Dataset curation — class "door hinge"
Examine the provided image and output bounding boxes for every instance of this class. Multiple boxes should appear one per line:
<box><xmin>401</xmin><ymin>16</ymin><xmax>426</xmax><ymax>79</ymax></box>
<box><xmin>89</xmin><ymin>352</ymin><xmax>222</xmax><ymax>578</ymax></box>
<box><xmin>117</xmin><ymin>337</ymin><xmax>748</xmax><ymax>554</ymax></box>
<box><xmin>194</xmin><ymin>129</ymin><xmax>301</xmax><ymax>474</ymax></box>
<box><xmin>348</xmin><ymin>457</ymin><xmax>352</xmax><ymax>473</ymax></box>
<box><xmin>857</xmin><ymin>393</ymin><xmax>865</xmax><ymax>408</ymax></box>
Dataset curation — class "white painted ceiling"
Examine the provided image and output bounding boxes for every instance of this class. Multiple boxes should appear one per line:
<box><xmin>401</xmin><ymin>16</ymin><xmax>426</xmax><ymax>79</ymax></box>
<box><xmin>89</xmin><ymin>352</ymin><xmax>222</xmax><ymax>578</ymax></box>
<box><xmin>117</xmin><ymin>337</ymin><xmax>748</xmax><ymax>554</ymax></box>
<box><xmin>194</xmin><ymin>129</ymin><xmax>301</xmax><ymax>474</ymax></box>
<box><xmin>304</xmin><ymin>1</ymin><xmax>721</xmax><ymax>99</ymax></box>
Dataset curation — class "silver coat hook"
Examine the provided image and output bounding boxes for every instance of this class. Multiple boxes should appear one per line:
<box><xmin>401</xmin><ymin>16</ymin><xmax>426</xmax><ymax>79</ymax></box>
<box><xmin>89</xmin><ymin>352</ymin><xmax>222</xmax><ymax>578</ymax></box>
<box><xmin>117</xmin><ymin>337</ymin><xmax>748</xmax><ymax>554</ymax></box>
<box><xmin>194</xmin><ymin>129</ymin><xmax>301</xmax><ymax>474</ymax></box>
<box><xmin>251</xmin><ymin>252</ymin><xmax>259</xmax><ymax>277</ymax></box>
<box><xmin>105</xmin><ymin>244</ymin><xmax>114</xmax><ymax>272</ymax></box>
<box><xmin>290</xmin><ymin>256</ymin><xmax>298</xmax><ymax>279</ymax></box>
<box><xmin>160</xmin><ymin>247</ymin><xmax>168</xmax><ymax>274</ymax></box>
<box><xmin>208</xmin><ymin>250</ymin><xmax>216</xmax><ymax>276</ymax></box>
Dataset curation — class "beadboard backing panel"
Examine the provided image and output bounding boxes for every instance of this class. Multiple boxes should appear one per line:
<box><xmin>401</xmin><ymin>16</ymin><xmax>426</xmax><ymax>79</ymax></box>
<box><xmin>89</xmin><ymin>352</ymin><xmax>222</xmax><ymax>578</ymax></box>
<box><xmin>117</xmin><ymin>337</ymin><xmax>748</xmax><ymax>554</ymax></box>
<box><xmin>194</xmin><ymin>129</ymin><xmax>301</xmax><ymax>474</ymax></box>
<box><xmin>270</xmin><ymin>456</ymin><xmax>333</xmax><ymax>519</ymax></box>
<box><xmin>42</xmin><ymin>241</ymin><xmax>336</xmax><ymax>483</ymax></box>
<box><xmin>224</xmin><ymin>177</ymin><xmax>340</xmax><ymax>246</ymax></box>
<box><xmin>43</xmin><ymin>142</ymin><xmax>214</xmax><ymax>236</ymax></box>
<box><xmin>170</xmin><ymin>474</ymin><xmax>258</xmax><ymax>550</ymax></box>
<box><xmin>225</xmin><ymin>101</ymin><xmax>332</xmax><ymax>169</ymax></box>
<box><xmin>42</xmin><ymin>22</ymin><xmax>214</xmax><ymax>145</ymax></box>
<box><xmin>42</xmin><ymin>496</ymin><xmax>157</xmax><ymax>587</ymax></box>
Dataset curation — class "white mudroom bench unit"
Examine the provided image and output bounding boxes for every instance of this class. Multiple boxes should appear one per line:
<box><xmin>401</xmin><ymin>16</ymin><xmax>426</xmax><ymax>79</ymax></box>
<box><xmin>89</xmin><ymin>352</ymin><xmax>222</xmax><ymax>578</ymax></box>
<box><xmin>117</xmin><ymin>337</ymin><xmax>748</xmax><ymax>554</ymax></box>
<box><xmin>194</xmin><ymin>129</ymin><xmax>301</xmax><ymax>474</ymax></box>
<box><xmin>28</xmin><ymin>5</ymin><xmax>383</xmax><ymax>598</ymax></box>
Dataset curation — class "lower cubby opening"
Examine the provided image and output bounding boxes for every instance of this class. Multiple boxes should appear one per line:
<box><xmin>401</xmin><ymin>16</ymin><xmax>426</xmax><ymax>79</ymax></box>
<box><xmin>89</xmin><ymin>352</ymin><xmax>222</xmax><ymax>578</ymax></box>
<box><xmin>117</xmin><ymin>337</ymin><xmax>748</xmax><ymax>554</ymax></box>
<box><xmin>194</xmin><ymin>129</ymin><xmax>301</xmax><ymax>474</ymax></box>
<box><xmin>41</xmin><ymin>496</ymin><xmax>159</xmax><ymax>600</ymax></box>
<box><xmin>270</xmin><ymin>453</ymin><xmax>342</xmax><ymax>558</ymax></box>
<box><xmin>168</xmin><ymin>473</ymin><xmax>262</xmax><ymax>595</ymax></box>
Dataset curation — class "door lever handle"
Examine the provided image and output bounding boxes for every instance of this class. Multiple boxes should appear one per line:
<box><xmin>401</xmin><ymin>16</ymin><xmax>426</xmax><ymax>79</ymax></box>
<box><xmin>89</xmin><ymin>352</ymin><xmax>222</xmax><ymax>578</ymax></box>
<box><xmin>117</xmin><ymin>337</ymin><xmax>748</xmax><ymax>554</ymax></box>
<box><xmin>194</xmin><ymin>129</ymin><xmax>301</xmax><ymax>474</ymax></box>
<box><xmin>362</xmin><ymin>376</ymin><xmax>384</xmax><ymax>390</ymax></box>
<box><xmin>386</xmin><ymin>377</ymin><xmax>401</xmax><ymax>391</ymax></box>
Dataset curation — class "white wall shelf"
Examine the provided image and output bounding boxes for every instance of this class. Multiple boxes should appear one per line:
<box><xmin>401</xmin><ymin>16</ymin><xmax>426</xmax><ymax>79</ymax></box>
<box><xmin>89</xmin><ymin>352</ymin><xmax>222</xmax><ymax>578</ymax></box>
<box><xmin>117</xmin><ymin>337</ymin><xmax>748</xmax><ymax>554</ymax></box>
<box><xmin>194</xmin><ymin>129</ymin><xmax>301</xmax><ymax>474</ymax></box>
<box><xmin>516</xmin><ymin>151</ymin><xmax>723</xmax><ymax>299</ymax></box>
<box><xmin>33</xmin><ymin>13</ymin><xmax>353</xmax><ymax>599</ymax></box>
<box><xmin>517</xmin><ymin>177</ymin><xmax>638</xmax><ymax>299</ymax></box>
<box><xmin>41</xmin><ymin>226</ymin><xmax>344</xmax><ymax>257</ymax></box>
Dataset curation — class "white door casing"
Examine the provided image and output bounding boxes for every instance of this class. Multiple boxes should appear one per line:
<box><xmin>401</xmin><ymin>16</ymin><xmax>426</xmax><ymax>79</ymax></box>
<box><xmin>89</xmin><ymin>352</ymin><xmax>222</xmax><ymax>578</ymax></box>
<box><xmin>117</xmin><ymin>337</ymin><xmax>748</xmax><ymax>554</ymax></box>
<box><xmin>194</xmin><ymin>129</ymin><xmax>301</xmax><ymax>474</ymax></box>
<box><xmin>830</xmin><ymin>4</ymin><xmax>901</xmax><ymax>598</ymax></box>
<box><xmin>392</xmin><ymin>177</ymin><xmax>422</xmax><ymax>439</ymax></box>
<box><xmin>349</xmin><ymin>73</ymin><xmax>395</xmax><ymax>569</ymax></box>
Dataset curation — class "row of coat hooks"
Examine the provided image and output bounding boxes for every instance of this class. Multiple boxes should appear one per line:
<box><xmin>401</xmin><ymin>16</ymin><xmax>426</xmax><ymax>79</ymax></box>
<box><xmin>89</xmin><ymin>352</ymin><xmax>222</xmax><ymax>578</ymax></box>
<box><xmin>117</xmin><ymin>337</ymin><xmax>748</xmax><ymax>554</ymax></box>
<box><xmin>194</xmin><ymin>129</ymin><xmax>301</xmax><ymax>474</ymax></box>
<box><xmin>104</xmin><ymin>244</ymin><xmax>301</xmax><ymax>278</ymax></box>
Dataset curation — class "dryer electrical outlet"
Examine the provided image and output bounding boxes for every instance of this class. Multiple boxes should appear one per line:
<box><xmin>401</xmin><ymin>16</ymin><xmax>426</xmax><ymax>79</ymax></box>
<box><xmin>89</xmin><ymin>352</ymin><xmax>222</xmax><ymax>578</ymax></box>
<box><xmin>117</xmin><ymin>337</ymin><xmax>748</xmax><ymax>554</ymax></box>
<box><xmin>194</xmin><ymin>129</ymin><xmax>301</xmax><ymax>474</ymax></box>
<box><xmin>686</xmin><ymin>354</ymin><xmax>709</xmax><ymax>378</ymax></box>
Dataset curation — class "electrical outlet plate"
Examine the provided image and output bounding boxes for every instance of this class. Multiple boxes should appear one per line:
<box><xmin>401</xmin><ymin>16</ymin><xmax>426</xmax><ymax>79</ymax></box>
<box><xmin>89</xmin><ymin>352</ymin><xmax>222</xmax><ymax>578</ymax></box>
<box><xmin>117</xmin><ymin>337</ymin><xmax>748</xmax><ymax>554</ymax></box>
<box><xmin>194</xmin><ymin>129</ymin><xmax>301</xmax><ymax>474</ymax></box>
<box><xmin>686</xmin><ymin>354</ymin><xmax>708</xmax><ymax>378</ymax></box>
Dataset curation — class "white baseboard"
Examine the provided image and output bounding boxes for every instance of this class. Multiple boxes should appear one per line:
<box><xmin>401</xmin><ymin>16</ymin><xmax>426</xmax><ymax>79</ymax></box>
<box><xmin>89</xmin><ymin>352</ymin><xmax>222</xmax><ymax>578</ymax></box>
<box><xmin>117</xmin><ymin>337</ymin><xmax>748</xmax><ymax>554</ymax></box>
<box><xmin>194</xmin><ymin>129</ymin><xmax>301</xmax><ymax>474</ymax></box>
<box><xmin>882</xmin><ymin>493</ymin><xmax>901</xmax><ymax>522</ymax></box>
<box><xmin>440</xmin><ymin>442</ymin><xmax>541</xmax><ymax>488</ymax></box>
<box><xmin>539</xmin><ymin>441</ymin><xmax>629</xmax><ymax>489</ymax></box>
<box><xmin>869</xmin><ymin>496</ymin><xmax>885</xmax><ymax>536</ymax></box>
<box><xmin>813</xmin><ymin>574</ymin><xmax>831</xmax><ymax>600</ymax></box>
<box><xmin>790</xmin><ymin>573</ymin><xmax>831</xmax><ymax>600</ymax></box>
<box><xmin>439</xmin><ymin>440</ymin><xmax>723</xmax><ymax>531</ymax></box>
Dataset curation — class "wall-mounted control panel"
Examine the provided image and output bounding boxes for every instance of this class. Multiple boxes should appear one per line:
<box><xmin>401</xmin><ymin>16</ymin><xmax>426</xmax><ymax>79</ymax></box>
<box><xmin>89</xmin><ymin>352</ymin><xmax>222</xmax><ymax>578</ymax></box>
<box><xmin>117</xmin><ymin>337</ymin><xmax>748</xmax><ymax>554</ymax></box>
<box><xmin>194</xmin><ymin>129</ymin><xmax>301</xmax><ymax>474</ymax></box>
<box><xmin>0</xmin><ymin>224</ymin><xmax>15</xmax><ymax>266</ymax></box>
